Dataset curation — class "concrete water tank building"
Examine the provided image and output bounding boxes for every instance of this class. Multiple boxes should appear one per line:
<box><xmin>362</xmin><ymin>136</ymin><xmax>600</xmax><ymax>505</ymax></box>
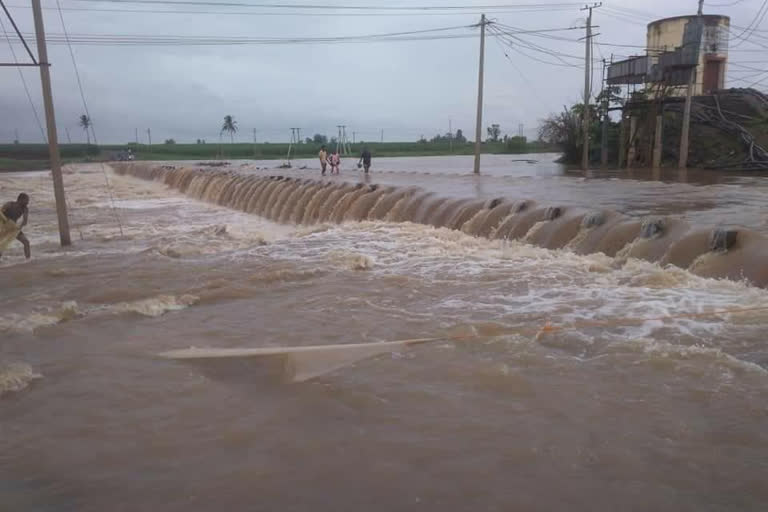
<box><xmin>647</xmin><ymin>14</ymin><xmax>730</xmax><ymax>94</ymax></box>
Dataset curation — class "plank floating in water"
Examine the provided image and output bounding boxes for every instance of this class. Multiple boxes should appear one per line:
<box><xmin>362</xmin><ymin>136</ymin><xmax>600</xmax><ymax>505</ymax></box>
<box><xmin>157</xmin><ymin>338</ymin><xmax>442</xmax><ymax>382</ymax></box>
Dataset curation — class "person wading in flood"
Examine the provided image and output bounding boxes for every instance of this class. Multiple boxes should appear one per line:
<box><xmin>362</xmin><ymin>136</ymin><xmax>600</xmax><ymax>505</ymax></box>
<box><xmin>318</xmin><ymin>145</ymin><xmax>328</xmax><ymax>176</ymax></box>
<box><xmin>328</xmin><ymin>150</ymin><xmax>341</xmax><ymax>175</ymax></box>
<box><xmin>358</xmin><ymin>146</ymin><xmax>372</xmax><ymax>173</ymax></box>
<box><xmin>0</xmin><ymin>193</ymin><xmax>31</xmax><ymax>259</ymax></box>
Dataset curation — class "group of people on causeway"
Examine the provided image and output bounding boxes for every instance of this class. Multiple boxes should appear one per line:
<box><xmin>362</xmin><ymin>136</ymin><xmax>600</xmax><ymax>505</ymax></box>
<box><xmin>318</xmin><ymin>146</ymin><xmax>372</xmax><ymax>176</ymax></box>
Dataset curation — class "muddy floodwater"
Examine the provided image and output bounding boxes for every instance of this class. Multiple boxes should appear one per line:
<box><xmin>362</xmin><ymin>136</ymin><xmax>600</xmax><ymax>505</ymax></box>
<box><xmin>2</xmin><ymin>155</ymin><xmax>768</xmax><ymax>511</ymax></box>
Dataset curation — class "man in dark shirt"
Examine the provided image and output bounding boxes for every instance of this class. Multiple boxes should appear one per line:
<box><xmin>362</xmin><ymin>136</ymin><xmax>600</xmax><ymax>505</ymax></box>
<box><xmin>1</xmin><ymin>193</ymin><xmax>31</xmax><ymax>259</ymax></box>
<box><xmin>358</xmin><ymin>147</ymin><xmax>372</xmax><ymax>173</ymax></box>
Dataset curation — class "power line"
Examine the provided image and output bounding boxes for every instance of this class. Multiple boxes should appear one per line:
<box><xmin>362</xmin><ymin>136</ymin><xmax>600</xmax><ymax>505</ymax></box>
<box><xmin>11</xmin><ymin>24</ymin><xmax>477</xmax><ymax>46</ymax></box>
<box><xmin>0</xmin><ymin>16</ymin><xmax>46</xmax><ymax>141</ymax></box>
<box><xmin>70</xmin><ymin>0</ymin><xmax>584</xmax><ymax>10</ymax></box>
<box><xmin>490</xmin><ymin>24</ymin><xmax>586</xmax><ymax>64</ymax></box>
<box><xmin>7</xmin><ymin>3</ymin><xmax>579</xmax><ymax>16</ymax></box>
<box><xmin>730</xmin><ymin>0</ymin><xmax>768</xmax><ymax>49</ymax></box>
<box><xmin>488</xmin><ymin>25</ymin><xmax>580</xmax><ymax>67</ymax></box>
<box><xmin>0</xmin><ymin>0</ymin><xmax>37</xmax><ymax>62</ymax></box>
<box><xmin>705</xmin><ymin>0</ymin><xmax>749</xmax><ymax>6</ymax></box>
<box><xmin>55</xmin><ymin>0</ymin><xmax>124</xmax><ymax>237</ymax></box>
<box><xmin>10</xmin><ymin>23</ymin><xmax>594</xmax><ymax>47</ymax></box>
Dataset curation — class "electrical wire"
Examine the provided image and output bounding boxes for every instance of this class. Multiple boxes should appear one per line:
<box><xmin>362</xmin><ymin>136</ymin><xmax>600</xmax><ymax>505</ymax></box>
<box><xmin>705</xmin><ymin>0</ymin><xmax>748</xmax><ymax>6</ymax></box>
<box><xmin>55</xmin><ymin>0</ymin><xmax>124</xmax><ymax>238</ymax></box>
<box><xmin>492</xmin><ymin>25</ymin><xmax>584</xmax><ymax>63</ymax></box>
<box><xmin>748</xmin><ymin>72</ymin><xmax>768</xmax><ymax>87</ymax></box>
<box><xmin>730</xmin><ymin>0</ymin><xmax>768</xmax><ymax>49</ymax></box>
<box><xmin>10</xmin><ymin>23</ymin><xmax>599</xmax><ymax>47</ymax></box>
<box><xmin>488</xmin><ymin>24</ymin><xmax>581</xmax><ymax>67</ymax></box>
<box><xmin>0</xmin><ymin>16</ymin><xmax>46</xmax><ymax>142</ymax></box>
<box><xmin>12</xmin><ymin>24</ymin><xmax>478</xmax><ymax>46</ymax></box>
<box><xmin>69</xmin><ymin>0</ymin><xmax>584</xmax><ymax>10</ymax></box>
<box><xmin>7</xmin><ymin>3</ymin><xmax>579</xmax><ymax>17</ymax></box>
<box><xmin>490</xmin><ymin>30</ymin><xmax>550</xmax><ymax>103</ymax></box>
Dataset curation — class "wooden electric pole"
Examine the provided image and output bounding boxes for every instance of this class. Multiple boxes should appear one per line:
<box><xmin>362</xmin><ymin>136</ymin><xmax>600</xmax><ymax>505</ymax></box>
<box><xmin>473</xmin><ymin>14</ymin><xmax>487</xmax><ymax>175</ymax></box>
<box><xmin>581</xmin><ymin>3</ymin><xmax>600</xmax><ymax>171</ymax></box>
<box><xmin>678</xmin><ymin>0</ymin><xmax>704</xmax><ymax>169</ymax></box>
<box><xmin>31</xmin><ymin>0</ymin><xmax>70</xmax><ymax>245</ymax></box>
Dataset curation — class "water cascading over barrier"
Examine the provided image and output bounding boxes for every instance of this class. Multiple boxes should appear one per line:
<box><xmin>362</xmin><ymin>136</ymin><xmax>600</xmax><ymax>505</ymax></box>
<box><xmin>111</xmin><ymin>163</ymin><xmax>768</xmax><ymax>287</ymax></box>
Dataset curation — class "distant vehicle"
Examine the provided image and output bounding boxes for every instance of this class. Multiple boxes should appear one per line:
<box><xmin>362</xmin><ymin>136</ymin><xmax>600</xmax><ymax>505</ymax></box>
<box><xmin>113</xmin><ymin>149</ymin><xmax>135</xmax><ymax>161</ymax></box>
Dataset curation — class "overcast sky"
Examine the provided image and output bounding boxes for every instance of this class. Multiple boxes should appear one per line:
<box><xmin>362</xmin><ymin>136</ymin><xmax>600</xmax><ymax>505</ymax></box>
<box><xmin>1</xmin><ymin>0</ymin><xmax>765</xmax><ymax>144</ymax></box>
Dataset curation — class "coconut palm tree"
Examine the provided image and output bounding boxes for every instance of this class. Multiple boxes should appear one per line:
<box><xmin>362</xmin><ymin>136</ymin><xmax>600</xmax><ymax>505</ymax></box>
<box><xmin>221</xmin><ymin>115</ymin><xmax>238</xmax><ymax>143</ymax></box>
<box><xmin>79</xmin><ymin>114</ymin><xmax>92</xmax><ymax>145</ymax></box>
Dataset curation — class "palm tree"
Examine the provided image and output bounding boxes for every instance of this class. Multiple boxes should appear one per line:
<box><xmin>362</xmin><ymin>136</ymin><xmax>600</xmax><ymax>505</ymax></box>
<box><xmin>79</xmin><ymin>114</ymin><xmax>92</xmax><ymax>145</ymax></box>
<box><xmin>221</xmin><ymin>115</ymin><xmax>238</xmax><ymax>143</ymax></box>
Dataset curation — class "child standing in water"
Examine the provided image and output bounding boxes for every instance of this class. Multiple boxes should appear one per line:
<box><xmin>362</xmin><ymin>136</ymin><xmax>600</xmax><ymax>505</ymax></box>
<box><xmin>328</xmin><ymin>151</ymin><xmax>341</xmax><ymax>175</ymax></box>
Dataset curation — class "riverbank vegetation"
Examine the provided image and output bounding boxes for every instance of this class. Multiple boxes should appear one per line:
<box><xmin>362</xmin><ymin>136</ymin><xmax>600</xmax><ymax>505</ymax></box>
<box><xmin>0</xmin><ymin>138</ymin><xmax>558</xmax><ymax>172</ymax></box>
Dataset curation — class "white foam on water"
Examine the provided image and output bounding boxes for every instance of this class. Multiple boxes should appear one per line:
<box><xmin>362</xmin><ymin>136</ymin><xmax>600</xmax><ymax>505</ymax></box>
<box><xmin>0</xmin><ymin>294</ymin><xmax>199</xmax><ymax>334</ymax></box>
<box><xmin>610</xmin><ymin>338</ymin><xmax>768</xmax><ymax>377</ymax></box>
<box><xmin>0</xmin><ymin>301</ymin><xmax>80</xmax><ymax>333</ymax></box>
<box><xmin>0</xmin><ymin>362</ymin><xmax>42</xmax><ymax>396</ymax></box>
<box><xmin>109</xmin><ymin>294</ymin><xmax>199</xmax><ymax>317</ymax></box>
<box><xmin>253</xmin><ymin>222</ymin><xmax>768</xmax><ymax>359</ymax></box>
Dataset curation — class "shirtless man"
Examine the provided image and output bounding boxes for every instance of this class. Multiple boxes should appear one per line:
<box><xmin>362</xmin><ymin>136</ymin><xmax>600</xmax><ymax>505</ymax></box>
<box><xmin>1</xmin><ymin>193</ymin><xmax>31</xmax><ymax>259</ymax></box>
<box><xmin>318</xmin><ymin>145</ymin><xmax>328</xmax><ymax>176</ymax></box>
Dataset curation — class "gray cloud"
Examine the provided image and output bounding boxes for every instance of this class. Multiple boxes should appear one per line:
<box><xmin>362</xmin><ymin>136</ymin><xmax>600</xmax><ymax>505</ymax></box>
<box><xmin>0</xmin><ymin>0</ymin><xmax>760</xmax><ymax>144</ymax></box>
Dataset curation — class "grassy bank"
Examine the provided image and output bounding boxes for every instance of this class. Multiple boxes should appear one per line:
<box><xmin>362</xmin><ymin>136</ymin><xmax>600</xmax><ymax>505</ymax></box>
<box><xmin>124</xmin><ymin>140</ymin><xmax>557</xmax><ymax>160</ymax></box>
<box><xmin>0</xmin><ymin>141</ymin><xmax>559</xmax><ymax>169</ymax></box>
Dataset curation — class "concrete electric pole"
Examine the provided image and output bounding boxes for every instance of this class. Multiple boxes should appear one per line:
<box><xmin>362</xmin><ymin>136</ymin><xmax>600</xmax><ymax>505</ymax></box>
<box><xmin>581</xmin><ymin>3</ymin><xmax>601</xmax><ymax>171</ymax></box>
<box><xmin>473</xmin><ymin>14</ymin><xmax>487</xmax><ymax>174</ymax></box>
<box><xmin>31</xmin><ymin>0</ymin><xmax>71</xmax><ymax>245</ymax></box>
<box><xmin>600</xmin><ymin>58</ymin><xmax>609</xmax><ymax>167</ymax></box>
<box><xmin>678</xmin><ymin>0</ymin><xmax>705</xmax><ymax>169</ymax></box>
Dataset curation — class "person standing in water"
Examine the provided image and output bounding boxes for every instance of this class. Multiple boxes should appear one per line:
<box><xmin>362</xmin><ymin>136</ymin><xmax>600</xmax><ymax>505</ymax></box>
<box><xmin>0</xmin><ymin>193</ymin><xmax>31</xmax><ymax>259</ymax></box>
<box><xmin>328</xmin><ymin>150</ymin><xmax>341</xmax><ymax>175</ymax></box>
<box><xmin>318</xmin><ymin>145</ymin><xmax>328</xmax><ymax>176</ymax></box>
<box><xmin>358</xmin><ymin>147</ymin><xmax>372</xmax><ymax>173</ymax></box>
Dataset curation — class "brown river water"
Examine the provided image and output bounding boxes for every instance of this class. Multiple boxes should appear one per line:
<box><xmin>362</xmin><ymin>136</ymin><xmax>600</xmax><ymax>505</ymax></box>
<box><xmin>1</xmin><ymin>155</ymin><xmax>767</xmax><ymax>511</ymax></box>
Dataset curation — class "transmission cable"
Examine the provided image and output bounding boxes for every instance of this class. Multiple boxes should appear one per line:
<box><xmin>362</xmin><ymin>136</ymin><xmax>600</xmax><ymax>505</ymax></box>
<box><xmin>0</xmin><ymin>16</ymin><xmax>46</xmax><ymax>142</ymax></box>
<box><xmin>55</xmin><ymin>0</ymin><xmax>124</xmax><ymax>238</ymax></box>
<box><xmin>7</xmin><ymin>3</ymin><xmax>578</xmax><ymax>16</ymax></box>
<box><xmin>70</xmin><ymin>0</ymin><xmax>584</xmax><ymax>10</ymax></box>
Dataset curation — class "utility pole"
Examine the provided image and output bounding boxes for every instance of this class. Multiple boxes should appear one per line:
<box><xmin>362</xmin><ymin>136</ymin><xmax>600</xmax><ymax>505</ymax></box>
<box><xmin>449</xmin><ymin>118</ymin><xmax>453</xmax><ymax>153</ymax></box>
<box><xmin>65</xmin><ymin>127</ymin><xmax>72</xmax><ymax>144</ymax></box>
<box><xmin>336</xmin><ymin>125</ymin><xmax>343</xmax><ymax>154</ymax></box>
<box><xmin>380</xmin><ymin>129</ymin><xmax>384</xmax><ymax>144</ymax></box>
<box><xmin>14</xmin><ymin>128</ymin><xmax>19</xmax><ymax>143</ymax></box>
<box><xmin>600</xmin><ymin>58</ymin><xmax>609</xmax><ymax>167</ymax></box>
<box><xmin>296</xmin><ymin>127</ymin><xmax>302</xmax><ymax>144</ymax></box>
<box><xmin>135</xmin><ymin>127</ymin><xmax>138</xmax><ymax>144</ymax></box>
<box><xmin>518</xmin><ymin>123</ymin><xmax>524</xmax><ymax>138</ymax></box>
<box><xmin>581</xmin><ymin>3</ymin><xmax>601</xmax><ymax>171</ymax></box>
<box><xmin>473</xmin><ymin>14</ymin><xmax>487</xmax><ymax>174</ymax></box>
<box><xmin>147</xmin><ymin>128</ymin><xmax>152</xmax><ymax>150</ymax></box>
<box><xmin>679</xmin><ymin>0</ymin><xmax>704</xmax><ymax>169</ymax></box>
<box><xmin>31</xmin><ymin>0</ymin><xmax>70</xmax><ymax>246</ymax></box>
<box><xmin>352</xmin><ymin>131</ymin><xmax>356</xmax><ymax>145</ymax></box>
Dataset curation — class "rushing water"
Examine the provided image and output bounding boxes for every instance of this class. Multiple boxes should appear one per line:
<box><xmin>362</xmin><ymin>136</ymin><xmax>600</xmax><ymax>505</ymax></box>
<box><xmin>1</xmin><ymin>157</ymin><xmax>767</xmax><ymax>511</ymax></box>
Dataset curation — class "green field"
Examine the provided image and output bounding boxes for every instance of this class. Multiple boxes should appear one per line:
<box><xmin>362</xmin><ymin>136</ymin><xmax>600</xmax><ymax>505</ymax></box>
<box><xmin>0</xmin><ymin>140</ymin><xmax>558</xmax><ymax>172</ymax></box>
